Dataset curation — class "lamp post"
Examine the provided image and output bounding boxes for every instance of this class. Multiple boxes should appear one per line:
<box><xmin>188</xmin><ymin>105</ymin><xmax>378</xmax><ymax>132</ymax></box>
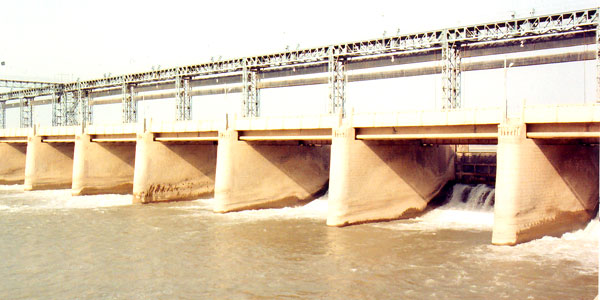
<box><xmin>503</xmin><ymin>57</ymin><xmax>514</xmax><ymax>121</ymax></box>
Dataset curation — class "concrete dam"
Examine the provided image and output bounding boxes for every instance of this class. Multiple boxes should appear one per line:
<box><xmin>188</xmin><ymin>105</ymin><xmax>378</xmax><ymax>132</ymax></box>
<box><xmin>0</xmin><ymin>8</ymin><xmax>598</xmax><ymax>246</ymax></box>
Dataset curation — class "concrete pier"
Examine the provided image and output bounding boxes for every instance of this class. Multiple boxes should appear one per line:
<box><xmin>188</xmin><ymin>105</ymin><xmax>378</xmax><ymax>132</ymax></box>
<box><xmin>0</xmin><ymin>143</ymin><xmax>27</xmax><ymax>184</ymax></box>
<box><xmin>214</xmin><ymin>130</ymin><xmax>330</xmax><ymax>212</ymax></box>
<box><xmin>327</xmin><ymin>126</ymin><xmax>455</xmax><ymax>226</ymax></box>
<box><xmin>132</xmin><ymin>131</ymin><xmax>218</xmax><ymax>203</ymax></box>
<box><xmin>72</xmin><ymin>134</ymin><xmax>136</xmax><ymax>195</ymax></box>
<box><xmin>24</xmin><ymin>136</ymin><xmax>74</xmax><ymax>190</ymax></box>
<box><xmin>492</xmin><ymin>121</ymin><xmax>599</xmax><ymax>245</ymax></box>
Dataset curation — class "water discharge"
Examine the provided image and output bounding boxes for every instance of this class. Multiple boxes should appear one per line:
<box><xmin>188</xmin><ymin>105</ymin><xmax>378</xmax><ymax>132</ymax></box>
<box><xmin>0</xmin><ymin>183</ymin><xmax>596</xmax><ymax>299</ymax></box>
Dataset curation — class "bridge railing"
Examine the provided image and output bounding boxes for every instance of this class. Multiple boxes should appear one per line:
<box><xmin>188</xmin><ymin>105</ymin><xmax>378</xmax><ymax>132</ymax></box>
<box><xmin>351</xmin><ymin>107</ymin><xmax>503</xmax><ymax>128</ymax></box>
<box><xmin>87</xmin><ymin>123</ymin><xmax>141</xmax><ymax>135</ymax></box>
<box><xmin>0</xmin><ymin>127</ymin><xmax>32</xmax><ymax>137</ymax></box>
<box><xmin>523</xmin><ymin>103</ymin><xmax>600</xmax><ymax>123</ymax></box>
<box><xmin>149</xmin><ymin>119</ymin><xmax>225</xmax><ymax>133</ymax></box>
<box><xmin>36</xmin><ymin>126</ymin><xmax>79</xmax><ymax>136</ymax></box>
<box><xmin>233</xmin><ymin>114</ymin><xmax>336</xmax><ymax>131</ymax></box>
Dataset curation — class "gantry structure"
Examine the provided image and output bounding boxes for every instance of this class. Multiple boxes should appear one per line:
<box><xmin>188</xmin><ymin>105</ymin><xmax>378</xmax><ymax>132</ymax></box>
<box><xmin>0</xmin><ymin>8</ymin><xmax>598</xmax><ymax>128</ymax></box>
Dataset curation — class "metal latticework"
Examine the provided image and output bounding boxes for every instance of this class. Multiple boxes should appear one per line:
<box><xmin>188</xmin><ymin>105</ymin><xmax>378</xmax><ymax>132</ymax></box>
<box><xmin>328</xmin><ymin>49</ymin><xmax>346</xmax><ymax>115</ymax></box>
<box><xmin>51</xmin><ymin>91</ymin><xmax>62</xmax><ymax>126</ymax></box>
<box><xmin>20</xmin><ymin>97</ymin><xmax>33</xmax><ymax>128</ymax></box>
<box><xmin>175</xmin><ymin>75</ymin><xmax>192</xmax><ymax>121</ymax></box>
<box><xmin>592</xmin><ymin>23</ymin><xmax>599</xmax><ymax>225</ymax></box>
<box><xmin>242</xmin><ymin>60</ymin><xmax>259</xmax><ymax>117</ymax></box>
<box><xmin>0</xmin><ymin>101</ymin><xmax>5</xmax><ymax>129</ymax></box>
<box><xmin>52</xmin><ymin>90</ymin><xmax>80</xmax><ymax>126</ymax></box>
<box><xmin>122</xmin><ymin>83</ymin><xmax>136</xmax><ymax>123</ymax></box>
<box><xmin>78</xmin><ymin>85</ymin><xmax>92</xmax><ymax>125</ymax></box>
<box><xmin>441</xmin><ymin>31</ymin><xmax>461</xmax><ymax>109</ymax></box>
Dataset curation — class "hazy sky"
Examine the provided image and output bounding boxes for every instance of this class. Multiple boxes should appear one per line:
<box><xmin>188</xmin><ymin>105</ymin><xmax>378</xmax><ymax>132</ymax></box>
<box><xmin>0</xmin><ymin>0</ymin><xmax>597</xmax><ymax>82</ymax></box>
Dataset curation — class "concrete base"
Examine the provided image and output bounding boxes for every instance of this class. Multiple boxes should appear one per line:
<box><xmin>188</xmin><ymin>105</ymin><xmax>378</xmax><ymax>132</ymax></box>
<box><xmin>72</xmin><ymin>134</ymin><xmax>136</xmax><ymax>195</ymax></box>
<box><xmin>0</xmin><ymin>143</ymin><xmax>27</xmax><ymax>184</ymax></box>
<box><xmin>24</xmin><ymin>136</ymin><xmax>74</xmax><ymax>190</ymax></box>
<box><xmin>214</xmin><ymin>130</ymin><xmax>330</xmax><ymax>212</ymax></box>
<box><xmin>327</xmin><ymin>126</ymin><xmax>455</xmax><ymax>226</ymax></box>
<box><xmin>133</xmin><ymin>132</ymin><xmax>217</xmax><ymax>203</ymax></box>
<box><xmin>492</xmin><ymin>122</ymin><xmax>598</xmax><ymax>245</ymax></box>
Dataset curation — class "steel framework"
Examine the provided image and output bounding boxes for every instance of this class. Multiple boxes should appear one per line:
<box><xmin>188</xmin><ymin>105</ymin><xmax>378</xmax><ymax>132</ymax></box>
<box><xmin>78</xmin><ymin>83</ymin><xmax>92</xmax><ymax>125</ymax></box>
<box><xmin>0</xmin><ymin>79</ymin><xmax>59</xmax><ymax>89</ymax></box>
<box><xmin>175</xmin><ymin>75</ymin><xmax>192</xmax><ymax>121</ymax></box>
<box><xmin>328</xmin><ymin>48</ymin><xmax>346</xmax><ymax>115</ymax></box>
<box><xmin>0</xmin><ymin>101</ymin><xmax>5</xmax><ymax>129</ymax></box>
<box><xmin>19</xmin><ymin>97</ymin><xmax>33</xmax><ymax>128</ymax></box>
<box><xmin>441</xmin><ymin>29</ymin><xmax>462</xmax><ymax>110</ymax></box>
<box><xmin>242</xmin><ymin>59</ymin><xmax>260</xmax><ymax>117</ymax></box>
<box><xmin>0</xmin><ymin>8</ymin><xmax>596</xmax><ymax>123</ymax></box>
<box><xmin>122</xmin><ymin>83</ymin><xmax>136</xmax><ymax>123</ymax></box>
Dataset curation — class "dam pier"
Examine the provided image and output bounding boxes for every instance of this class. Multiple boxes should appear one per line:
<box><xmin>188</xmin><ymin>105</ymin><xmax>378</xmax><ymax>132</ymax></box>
<box><xmin>0</xmin><ymin>8</ymin><xmax>599</xmax><ymax>245</ymax></box>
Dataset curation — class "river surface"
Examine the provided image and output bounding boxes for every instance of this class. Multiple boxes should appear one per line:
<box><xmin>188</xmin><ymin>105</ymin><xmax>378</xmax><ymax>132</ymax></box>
<box><xmin>0</xmin><ymin>184</ymin><xmax>597</xmax><ymax>299</ymax></box>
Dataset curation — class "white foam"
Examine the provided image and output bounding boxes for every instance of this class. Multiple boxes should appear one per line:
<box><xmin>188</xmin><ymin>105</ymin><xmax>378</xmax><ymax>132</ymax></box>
<box><xmin>0</xmin><ymin>188</ymin><xmax>132</xmax><ymax>211</ymax></box>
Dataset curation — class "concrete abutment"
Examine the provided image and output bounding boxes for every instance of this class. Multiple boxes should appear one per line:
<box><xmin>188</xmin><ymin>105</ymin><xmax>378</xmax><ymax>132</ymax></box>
<box><xmin>132</xmin><ymin>132</ymin><xmax>217</xmax><ymax>203</ymax></box>
<box><xmin>0</xmin><ymin>143</ymin><xmax>27</xmax><ymax>184</ymax></box>
<box><xmin>492</xmin><ymin>122</ymin><xmax>598</xmax><ymax>245</ymax></box>
<box><xmin>72</xmin><ymin>134</ymin><xmax>136</xmax><ymax>196</ymax></box>
<box><xmin>214</xmin><ymin>130</ymin><xmax>330</xmax><ymax>212</ymax></box>
<box><xmin>24</xmin><ymin>136</ymin><xmax>74</xmax><ymax>190</ymax></box>
<box><xmin>327</xmin><ymin>126</ymin><xmax>456</xmax><ymax>226</ymax></box>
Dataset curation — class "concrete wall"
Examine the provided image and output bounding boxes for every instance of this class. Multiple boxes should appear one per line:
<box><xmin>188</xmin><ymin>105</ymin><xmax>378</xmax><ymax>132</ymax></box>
<box><xmin>0</xmin><ymin>143</ymin><xmax>27</xmax><ymax>184</ymax></box>
<box><xmin>492</xmin><ymin>121</ymin><xmax>598</xmax><ymax>245</ymax></box>
<box><xmin>72</xmin><ymin>134</ymin><xmax>136</xmax><ymax>195</ymax></box>
<box><xmin>133</xmin><ymin>132</ymin><xmax>217</xmax><ymax>203</ymax></box>
<box><xmin>214</xmin><ymin>130</ymin><xmax>330</xmax><ymax>212</ymax></box>
<box><xmin>327</xmin><ymin>126</ymin><xmax>455</xmax><ymax>226</ymax></box>
<box><xmin>24</xmin><ymin>136</ymin><xmax>74</xmax><ymax>190</ymax></box>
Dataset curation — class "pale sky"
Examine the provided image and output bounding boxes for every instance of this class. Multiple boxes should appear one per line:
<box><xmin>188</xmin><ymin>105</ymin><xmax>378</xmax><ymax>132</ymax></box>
<box><xmin>0</xmin><ymin>0</ymin><xmax>596</xmax><ymax>81</ymax></box>
<box><xmin>0</xmin><ymin>0</ymin><xmax>597</xmax><ymax>127</ymax></box>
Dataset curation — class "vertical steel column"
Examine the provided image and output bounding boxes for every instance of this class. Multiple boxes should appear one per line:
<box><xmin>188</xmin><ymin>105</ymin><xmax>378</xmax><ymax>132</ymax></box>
<box><xmin>63</xmin><ymin>91</ymin><xmax>79</xmax><ymax>126</ymax></box>
<box><xmin>328</xmin><ymin>48</ymin><xmax>346</xmax><ymax>116</ymax></box>
<box><xmin>175</xmin><ymin>75</ymin><xmax>192</xmax><ymax>121</ymax></box>
<box><xmin>78</xmin><ymin>84</ymin><xmax>92</xmax><ymax>125</ymax></box>
<box><xmin>20</xmin><ymin>97</ymin><xmax>33</xmax><ymax>128</ymax></box>
<box><xmin>0</xmin><ymin>101</ymin><xmax>5</xmax><ymax>129</ymax></box>
<box><xmin>51</xmin><ymin>90</ymin><xmax>62</xmax><ymax>126</ymax></box>
<box><xmin>122</xmin><ymin>83</ymin><xmax>136</xmax><ymax>123</ymax></box>
<box><xmin>441</xmin><ymin>30</ymin><xmax>461</xmax><ymax>110</ymax></box>
<box><xmin>596</xmin><ymin>24</ymin><xmax>600</xmax><ymax>103</ymax></box>
<box><xmin>242</xmin><ymin>59</ymin><xmax>259</xmax><ymax>117</ymax></box>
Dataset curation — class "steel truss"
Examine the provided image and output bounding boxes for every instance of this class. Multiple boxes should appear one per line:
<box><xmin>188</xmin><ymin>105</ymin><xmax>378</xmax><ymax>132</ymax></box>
<box><xmin>175</xmin><ymin>75</ymin><xmax>192</xmax><ymax>121</ymax></box>
<box><xmin>0</xmin><ymin>79</ymin><xmax>59</xmax><ymax>89</ymax></box>
<box><xmin>0</xmin><ymin>8</ymin><xmax>596</xmax><ymax>121</ymax></box>
<box><xmin>328</xmin><ymin>48</ymin><xmax>346</xmax><ymax>115</ymax></box>
<box><xmin>122</xmin><ymin>83</ymin><xmax>136</xmax><ymax>123</ymax></box>
<box><xmin>78</xmin><ymin>84</ymin><xmax>92</xmax><ymax>125</ymax></box>
<box><xmin>441</xmin><ymin>29</ymin><xmax>461</xmax><ymax>110</ymax></box>
<box><xmin>0</xmin><ymin>101</ymin><xmax>5</xmax><ymax>129</ymax></box>
<box><xmin>20</xmin><ymin>97</ymin><xmax>33</xmax><ymax>128</ymax></box>
<box><xmin>52</xmin><ymin>90</ymin><xmax>79</xmax><ymax>126</ymax></box>
<box><xmin>242</xmin><ymin>59</ymin><xmax>260</xmax><ymax>117</ymax></box>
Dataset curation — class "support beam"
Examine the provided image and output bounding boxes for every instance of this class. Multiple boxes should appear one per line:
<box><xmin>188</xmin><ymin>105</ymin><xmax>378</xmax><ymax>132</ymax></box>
<box><xmin>132</xmin><ymin>131</ymin><xmax>217</xmax><ymax>203</ymax></box>
<box><xmin>175</xmin><ymin>75</ymin><xmax>192</xmax><ymax>121</ymax></box>
<box><xmin>596</xmin><ymin>23</ymin><xmax>599</xmax><ymax>103</ymax></box>
<box><xmin>492</xmin><ymin>121</ymin><xmax>598</xmax><ymax>245</ymax></box>
<box><xmin>72</xmin><ymin>134</ymin><xmax>135</xmax><ymax>195</ymax></box>
<box><xmin>327</xmin><ymin>126</ymin><xmax>455</xmax><ymax>226</ymax></box>
<box><xmin>0</xmin><ymin>101</ymin><xmax>5</xmax><ymax>129</ymax></box>
<box><xmin>19</xmin><ymin>97</ymin><xmax>33</xmax><ymax>128</ymax></box>
<box><xmin>0</xmin><ymin>143</ymin><xmax>27</xmax><ymax>184</ymax></box>
<box><xmin>441</xmin><ymin>29</ymin><xmax>461</xmax><ymax>109</ymax></box>
<box><xmin>214</xmin><ymin>130</ymin><xmax>330</xmax><ymax>212</ymax></box>
<box><xmin>122</xmin><ymin>83</ymin><xmax>137</xmax><ymax>123</ymax></box>
<box><xmin>51</xmin><ymin>91</ymin><xmax>62</xmax><ymax>126</ymax></box>
<box><xmin>78</xmin><ymin>84</ymin><xmax>92</xmax><ymax>125</ymax></box>
<box><xmin>242</xmin><ymin>59</ymin><xmax>259</xmax><ymax>117</ymax></box>
<box><xmin>63</xmin><ymin>91</ymin><xmax>79</xmax><ymax>126</ymax></box>
<box><xmin>24</xmin><ymin>135</ymin><xmax>74</xmax><ymax>190</ymax></box>
<box><xmin>328</xmin><ymin>48</ymin><xmax>346</xmax><ymax>116</ymax></box>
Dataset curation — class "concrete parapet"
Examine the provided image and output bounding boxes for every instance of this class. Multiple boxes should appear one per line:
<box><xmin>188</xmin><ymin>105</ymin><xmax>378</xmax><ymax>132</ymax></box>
<box><xmin>492</xmin><ymin>121</ymin><xmax>598</xmax><ymax>245</ymax></box>
<box><xmin>24</xmin><ymin>136</ymin><xmax>74</xmax><ymax>190</ymax></box>
<box><xmin>72</xmin><ymin>134</ymin><xmax>135</xmax><ymax>195</ymax></box>
<box><xmin>214</xmin><ymin>130</ymin><xmax>330</xmax><ymax>212</ymax></box>
<box><xmin>132</xmin><ymin>131</ymin><xmax>217</xmax><ymax>203</ymax></box>
<box><xmin>327</xmin><ymin>126</ymin><xmax>455</xmax><ymax>226</ymax></box>
<box><xmin>0</xmin><ymin>143</ymin><xmax>27</xmax><ymax>184</ymax></box>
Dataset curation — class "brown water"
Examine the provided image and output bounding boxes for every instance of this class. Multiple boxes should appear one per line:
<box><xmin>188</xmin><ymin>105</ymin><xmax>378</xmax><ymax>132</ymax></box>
<box><xmin>0</xmin><ymin>184</ymin><xmax>597</xmax><ymax>299</ymax></box>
